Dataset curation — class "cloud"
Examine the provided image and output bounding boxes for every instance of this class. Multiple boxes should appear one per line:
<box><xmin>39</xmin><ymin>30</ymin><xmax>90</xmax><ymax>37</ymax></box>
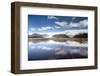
<box><xmin>55</xmin><ymin>21</ymin><xmax>69</xmax><ymax>27</ymax></box>
<box><xmin>38</xmin><ymin>26</ymin><xmax>53</xmax><ymax>31</ymax></box>
<box><xmin>28</xmin><ymin>28</ymin><xmax>35</xmax><ymax>35</ymax></box>
<box><xmin>54</xmin><ymin>26</ymin><xmax>61</xmax><ymax>28</ymax></box>
<box><xmin>30</xmin><ymin>28</ymin><xmax>35</xmax><ymax>31</ymax></box>
<box><xmin>54</xmin><ymin>19</ymin><xmax>88</xmax><ymax>28</ymax></box>
<box><xmin>64</xmin><ymin>29</ymin><xmax>88</xmax><ymax>37</ymax></box>
<box><xmin>48</xmin><ymin>16</ymin><xmax>58</xmax><ymax>20</ymax></box>
<box><xmin>29</xmin><ymin>27</ymin><xmax>53</xmax><ymax>34</ymax></box>
<box><xmin>69</xmin><ymin>22</ymin><xmax>80</xmax><ymax>27</ymax></box>
<box><xmin>29</xmin><ymin>27</ymin><xmax>54</xmax><ymax>34</ymax></box>
<box><xmin>29</xmin><ymin>31</ymin><xmax>33</xmax><ymax>35</ymax></box>
<box><xmin>80</xmin><ymin>19</ymin><xmax>88</xmax><ymax>27</ymax></box>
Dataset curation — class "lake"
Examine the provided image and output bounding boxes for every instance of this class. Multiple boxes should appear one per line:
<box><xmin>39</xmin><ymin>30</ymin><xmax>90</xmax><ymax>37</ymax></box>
<box><xmin>28</xmin><ymin>40</ymin><xmax>88</xmax><ymax>61</ymax></box>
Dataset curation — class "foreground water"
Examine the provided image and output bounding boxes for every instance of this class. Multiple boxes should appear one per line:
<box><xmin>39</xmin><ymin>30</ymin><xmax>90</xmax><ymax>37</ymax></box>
<box><xmin>28</xmin><ymin>40</ymin><xmax>88</xmax><ymax>61</ymax></box>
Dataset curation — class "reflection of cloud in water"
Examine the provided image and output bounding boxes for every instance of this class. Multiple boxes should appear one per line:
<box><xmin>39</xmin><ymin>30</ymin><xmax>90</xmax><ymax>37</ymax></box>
<box><xmin>38</xmin><ymin>46</ymin><xmax>52</xmax><ymax>50</ymax></box>
<box><xmin>29</xmin><ymin>41</ymin><xmax>87</xmax><ymax>56</ymax></box>
<box><xmin>66</xmin><ymin>41</ymin><xmax>87</xmax><ymax>47</ymax></box>
<box><xmin>55</xmin><ymin>49</ymin><xmax>68</xmax><ymax>55</ymax></box>
<box><xmin>54</xmin><ymin>47</ymin><xmax>87</xmax><ymax>57</ymax></box>
<box><xmin>66</xmin><ymin>41</ymin><xmax>79</xmax><ymax>44</ymax></box>
<box><xmin>29</xmin><ymin>44</ymin><xmax>52</xmax><ymax>51</ymax></box>
<box><xmin>28</xmin><ymin>40</ymin><xmax>88</xmax><ymax>60</ymax></box>
<box><xmin>29</xmin><ymin>40</ymin><xmax>88</xmax><ymax>47</ymax></box>
<box><xmin>29</xmin><ymin>42</ymin><xmax>33</xmax><ymax>46</ymax></box>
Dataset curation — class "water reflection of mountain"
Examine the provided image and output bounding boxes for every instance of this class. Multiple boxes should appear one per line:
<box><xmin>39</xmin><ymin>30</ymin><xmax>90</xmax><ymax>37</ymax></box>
<box><xmin>28</xmin><ymin>33</ymin><xmax>88</xmax><ymax>38</ymax></box>
<box><xmin>74</xmin><ymin>33</ymin><xmax>88</xmax><ymax>38</ymax></box>
<box><xmin>55</xmin><ymin>53</ymin><xmax>87</xmax><ymax>59</ymax></box>
<box><xmin>29</xmin><ymin>39</ymin><xmax>87</xmax><ymax>44</ymax></box>
<box><xmin>29</xmin><ymin>39</ymin><xmax>48</xmax><ymax>43</ymax></box>
<box><xmin>28</xmin><ymin>33</ymin><xmax>48</xmax><ymax>38</ymax></box>
<box><xmin>53</xmin><ymin>34</ymin><xmax>69</xmax><ymax>38</ymax></box>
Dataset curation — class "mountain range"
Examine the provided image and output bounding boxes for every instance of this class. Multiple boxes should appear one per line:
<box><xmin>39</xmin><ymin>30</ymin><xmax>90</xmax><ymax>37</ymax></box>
<box><xmin>28</xmin><ymin>33</ymin><xmax>88</xmax><ymax>38</ymax></box>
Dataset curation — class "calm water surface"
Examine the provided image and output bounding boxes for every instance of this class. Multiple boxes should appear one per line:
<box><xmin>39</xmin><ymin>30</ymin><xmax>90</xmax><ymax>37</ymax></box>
<box><xmin>28</xmin><ymin>40</ymin><xmax>88</xmax><ymax>61</ymax></box>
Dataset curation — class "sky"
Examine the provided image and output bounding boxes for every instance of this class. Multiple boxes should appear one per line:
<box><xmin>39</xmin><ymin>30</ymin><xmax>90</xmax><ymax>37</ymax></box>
<box><xmin>28</xmin><ymin>15</ymin><xmax>88</xmax><ymax>36</ymax></box>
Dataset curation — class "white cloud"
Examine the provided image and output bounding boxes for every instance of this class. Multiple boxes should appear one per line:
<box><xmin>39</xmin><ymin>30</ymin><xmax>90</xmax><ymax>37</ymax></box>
<box><xmin>28</xmin><ymin>28</ymin><xmax>35</xmax><ymax>35</ymax></box>
<box><xmin>28</xmin><ymin>31</ymin><xmax>33</xmax><ymax>35</ymax></box>
<box><xmin>48</xmin><ymin>16</ymin><xmax>58</xmax><ymax>20</ymax></box>
<box><xmin>64</xmin><ymin>29</ymin><xmax>88</xmax><ymax>37</ymax></box>
<box><xmin>54</xmin><ymin>26</ymin><xmax>61</xmax><ymax>28</ymax></box>
<box><xmin>69</xmin><ymin>22</ymin><xmax>80</xmax><ymax>27</ymax></box>
<box><xmin>55</xmin><ymin>21</ymin><xmax>69</xmax><ymax>27</ymax></box>
<box><xmin>55</xmin><ymin>21</ymin><xmax>80</xmax><ymax>27</ymax></box>
<box><xmin>28</xmin><ymin>26</ymin><xmax>54</xmax><ymax>35</ymax></box>
<box><xmin>54</xmin><ymin>19</ymin><xmax>88</xmax><ymax>28</ymax></box>
<box><xmin>80</xmin><ymin>19</ymin><xmax>88</xmax><ymax>27</ymax></box>
<box><xmin>30</xmin><ymin>28</ymin><xmax>35</xmax><ymax>31</ymax></box>
<box><xmin>38</xmin><ymin>26</ymin><xmax>53</xmax><ymax>31</ymax></box>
